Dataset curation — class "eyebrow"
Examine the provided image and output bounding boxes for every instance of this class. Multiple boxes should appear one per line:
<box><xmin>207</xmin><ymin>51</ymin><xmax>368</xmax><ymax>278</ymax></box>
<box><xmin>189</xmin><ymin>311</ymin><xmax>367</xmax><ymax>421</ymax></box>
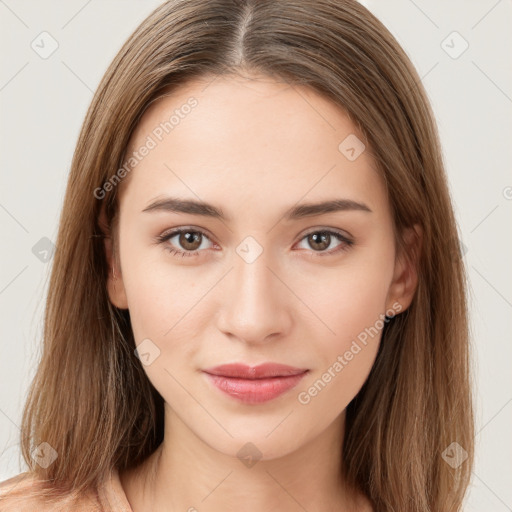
<box><xmin>142</xmin><ymin>196</ymin><xmax>372</xmax><ymax>221</ymax></box>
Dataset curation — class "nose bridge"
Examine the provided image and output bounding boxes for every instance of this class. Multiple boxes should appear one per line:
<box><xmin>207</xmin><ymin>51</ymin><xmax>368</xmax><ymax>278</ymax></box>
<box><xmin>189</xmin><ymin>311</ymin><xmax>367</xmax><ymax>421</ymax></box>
<box><xmin>217</xmin><ymin>237</ymin><xmax>291</xmax><ymax>344</ymax></box>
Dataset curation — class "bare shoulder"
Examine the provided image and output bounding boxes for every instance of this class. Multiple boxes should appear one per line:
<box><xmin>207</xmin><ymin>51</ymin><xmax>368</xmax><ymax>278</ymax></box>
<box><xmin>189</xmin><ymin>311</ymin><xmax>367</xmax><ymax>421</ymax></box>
<box><xmin>0</xmin><ymin>472</ymin><xmax>41</xmax><ymax>511</ymax></box>
<box><xmin>0</xmin><ymin>471</ymin><xmax>101</xmax><ymax>511</ymax></box>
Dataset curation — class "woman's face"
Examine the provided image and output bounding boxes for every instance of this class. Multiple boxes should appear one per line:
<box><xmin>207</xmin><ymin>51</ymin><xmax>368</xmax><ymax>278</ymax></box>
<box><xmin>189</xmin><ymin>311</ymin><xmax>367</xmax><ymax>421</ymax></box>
<box><xmin>106</xmin><ymin>72</ymin><xmax>415</xmax><ymax>460</ymax></box>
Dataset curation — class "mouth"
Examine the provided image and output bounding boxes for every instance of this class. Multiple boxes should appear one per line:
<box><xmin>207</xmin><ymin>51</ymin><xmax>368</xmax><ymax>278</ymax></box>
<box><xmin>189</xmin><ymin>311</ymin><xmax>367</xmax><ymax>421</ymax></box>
<box><xmin>202</xmin><ymin>363</ymin><xmax>309</xmax><ymax>404</ymax></box>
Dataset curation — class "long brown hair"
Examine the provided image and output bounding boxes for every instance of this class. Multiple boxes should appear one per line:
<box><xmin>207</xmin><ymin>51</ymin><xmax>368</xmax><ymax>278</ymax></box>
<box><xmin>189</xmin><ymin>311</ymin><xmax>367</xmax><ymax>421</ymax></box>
<box><xmin>10</xmin><ymin>1</ymin><xmax>474</xmax><ymax>510</ymax></box>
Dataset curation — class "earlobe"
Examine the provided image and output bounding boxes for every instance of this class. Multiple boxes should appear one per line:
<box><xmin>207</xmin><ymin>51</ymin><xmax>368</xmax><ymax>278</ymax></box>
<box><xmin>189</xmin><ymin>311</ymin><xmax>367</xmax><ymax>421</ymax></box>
<box><xmin>102</xmin><ymin>217</ymin><xmax>129</xmax><ymax>310</ymax></box>
<box><xmin>386</xmin><ymin>224</ymin><xmax>422</xmax><ymax>313</ymax></box>
<box><xmin>106</xmin><ymin>258</ymin><xmax>129</xmax><ymax>310</ymax></box>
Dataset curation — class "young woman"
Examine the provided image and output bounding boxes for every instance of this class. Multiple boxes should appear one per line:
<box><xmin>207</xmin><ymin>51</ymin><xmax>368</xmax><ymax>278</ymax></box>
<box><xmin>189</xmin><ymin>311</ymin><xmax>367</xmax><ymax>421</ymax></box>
<box><xmin>0</xmin><ymin>1</ymin><xmax>474</xmax><ymax>511</ymax></box>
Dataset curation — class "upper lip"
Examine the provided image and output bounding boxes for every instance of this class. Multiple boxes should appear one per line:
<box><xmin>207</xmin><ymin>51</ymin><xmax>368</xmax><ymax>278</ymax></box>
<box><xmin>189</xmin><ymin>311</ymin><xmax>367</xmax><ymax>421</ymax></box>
<box><xmin>203</xmin><ymin>363</ymin><xmax>308</xmax><ymax>379</ymax></box>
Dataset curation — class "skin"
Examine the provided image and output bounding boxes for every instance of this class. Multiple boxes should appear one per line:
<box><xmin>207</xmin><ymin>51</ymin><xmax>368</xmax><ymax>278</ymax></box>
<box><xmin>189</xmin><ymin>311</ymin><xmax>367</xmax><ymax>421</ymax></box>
<box><xmin>104</xmin><ymin>71</ymin><xmax>419</xmax><ymax>512</ymax></box>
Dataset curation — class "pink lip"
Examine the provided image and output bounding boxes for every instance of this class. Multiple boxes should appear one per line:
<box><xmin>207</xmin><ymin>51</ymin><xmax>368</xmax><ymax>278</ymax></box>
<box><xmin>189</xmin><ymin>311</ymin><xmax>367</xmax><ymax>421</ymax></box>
<box><xmin>202</xmin><ymin>363</ymin><xmax>309</xmax><ymax>404</ymax></box>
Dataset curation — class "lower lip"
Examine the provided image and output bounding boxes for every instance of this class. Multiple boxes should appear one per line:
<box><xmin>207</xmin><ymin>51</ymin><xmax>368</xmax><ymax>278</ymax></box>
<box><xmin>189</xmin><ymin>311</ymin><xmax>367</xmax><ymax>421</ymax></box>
<box><xmin>203</xmin><ymin>372</ymin><xmax>308</xmax><ymax>404</ymax></box>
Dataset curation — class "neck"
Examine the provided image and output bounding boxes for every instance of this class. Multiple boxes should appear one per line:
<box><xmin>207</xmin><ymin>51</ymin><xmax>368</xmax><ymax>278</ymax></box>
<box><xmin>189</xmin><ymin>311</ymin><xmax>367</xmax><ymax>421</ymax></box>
<box><xmin>121</xmin><ymin>406</ymin><xmax>370</xmax><ymax>512</ymax></box>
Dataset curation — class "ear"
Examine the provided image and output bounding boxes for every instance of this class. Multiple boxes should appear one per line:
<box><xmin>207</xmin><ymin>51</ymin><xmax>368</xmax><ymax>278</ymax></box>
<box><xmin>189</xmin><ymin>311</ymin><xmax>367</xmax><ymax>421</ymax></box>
<box><xmin>385</xmin><ymin>224</ymin><xmax>422</xmax><ymax>313</ymax></box>
<box><xmin>99</xmin><ymin>206</ymin><xmax>129</xmax><ymax>310</ymax></box>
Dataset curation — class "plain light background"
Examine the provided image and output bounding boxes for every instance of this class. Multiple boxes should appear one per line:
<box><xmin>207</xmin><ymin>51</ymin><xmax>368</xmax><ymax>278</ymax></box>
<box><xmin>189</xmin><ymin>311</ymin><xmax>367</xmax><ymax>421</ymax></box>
<box><xmin>0</xmin><ymin>0</ymin><xmax>510</xmax><ymax>509</ymax></box>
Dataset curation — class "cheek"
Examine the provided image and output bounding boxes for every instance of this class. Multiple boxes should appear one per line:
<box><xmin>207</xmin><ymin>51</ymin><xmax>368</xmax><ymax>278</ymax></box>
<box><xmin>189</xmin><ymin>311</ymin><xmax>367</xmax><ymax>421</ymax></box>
<box><xmin>297</xmin><ymin>247</ymin><xmax>394</xmax><ymax>408</ymax></box>
<box><xmin>306</xmin><ymin>241</ymin><xmax>394</xmax><ymax>344</ymax></box>
<box><xmin>295</xmin><ymin>301</ymin><xmax>387</xmax><ymax>422</ymax></box>
<box><xmin>331</xmin><ymin>267</ymin><xmax>391</xmax><ymax>342</ymax></box>
<box><xmin>118</xmin><ymin>226</ymin><xmax>200</xmax><ymax>340</ymax></box>
<box><xmin>118</xmin><ymin>237</ymin><xmax>218</xmax><ymax>392</ymax></box>
<box><xmin>120</xmin><ymin>258</ymin><xmax>206</xmax><ymax>405</ymax></box>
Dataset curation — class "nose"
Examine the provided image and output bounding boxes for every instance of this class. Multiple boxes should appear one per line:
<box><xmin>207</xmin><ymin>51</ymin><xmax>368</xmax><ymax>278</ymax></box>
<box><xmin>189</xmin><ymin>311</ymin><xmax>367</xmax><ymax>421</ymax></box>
<box><xmin>216</xmin><ymin>250</ymin><xmax>293</xmax><ymax>346</ymax></box>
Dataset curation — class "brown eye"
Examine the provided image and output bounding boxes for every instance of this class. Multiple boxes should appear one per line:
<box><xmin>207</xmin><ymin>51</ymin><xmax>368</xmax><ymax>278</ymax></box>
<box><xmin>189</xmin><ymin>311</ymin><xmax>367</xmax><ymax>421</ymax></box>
<box><xmin>296</xmin><ymin>229</ymin><xmax>353</xmax><ymax>257</ymax></box>
<box><xmin>156</xmin><ymin>228</ymin><xmax>213</xmax><ymax>257</ymax></box>
<box><xmin>307</xmin><ymin>232</ymin><xmax>331</xmax><ymax>251</ymax></box>
<box><xmin>178</xmin><ymin>231</ymin><xmax>203</xmax><ymax>251</ymax></box>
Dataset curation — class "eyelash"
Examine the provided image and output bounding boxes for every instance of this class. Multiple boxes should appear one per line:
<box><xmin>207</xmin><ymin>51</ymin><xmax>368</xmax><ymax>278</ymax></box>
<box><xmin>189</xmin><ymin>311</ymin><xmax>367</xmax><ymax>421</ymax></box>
<box><xmin>154</xmin><ymin>227</ymin><xmax>354</xmax><ymax>259</ymax></box>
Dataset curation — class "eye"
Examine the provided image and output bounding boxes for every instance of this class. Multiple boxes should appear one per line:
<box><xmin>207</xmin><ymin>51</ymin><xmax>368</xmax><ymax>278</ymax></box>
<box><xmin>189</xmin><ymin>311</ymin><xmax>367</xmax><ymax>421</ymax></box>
<box><xmin>155</xmin><ymin>228</ymin><xmax>214</xmax><ymax>258</ymax></box>
<box><xmin>154</xmin><ymin>227</ymin><xmax>354</xmax><ymax>258</ymax></box>
<box><xmin>295</xmin><ymin>229</ymin><xmax>353</xmax><ymax>257</ymax></box>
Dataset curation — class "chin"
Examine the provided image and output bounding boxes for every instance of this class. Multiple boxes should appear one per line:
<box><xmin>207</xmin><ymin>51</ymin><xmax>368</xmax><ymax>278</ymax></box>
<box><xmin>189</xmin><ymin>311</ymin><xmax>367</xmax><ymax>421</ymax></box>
<box><xmin>197</xmin><ymin>422</ymin><xmax>311</xmax><ymax>463</ymax></box>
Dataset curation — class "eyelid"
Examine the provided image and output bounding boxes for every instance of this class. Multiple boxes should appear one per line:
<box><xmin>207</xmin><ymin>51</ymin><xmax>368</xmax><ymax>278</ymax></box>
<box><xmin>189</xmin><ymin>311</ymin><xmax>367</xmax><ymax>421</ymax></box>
<box><xmin>157</xmin><ymin>225</ymin><xmax>216</xmax><ymax>243</ymax></box>
<box><xmin>299</xmin><ymin>225</ymin><xmax>353</xmax><ymax>241</ymax></box>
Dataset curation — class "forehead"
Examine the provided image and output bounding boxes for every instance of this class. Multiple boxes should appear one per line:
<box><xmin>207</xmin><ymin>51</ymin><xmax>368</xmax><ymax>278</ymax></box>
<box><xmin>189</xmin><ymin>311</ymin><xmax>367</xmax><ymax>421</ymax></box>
<box><xmin>120</xmin><ymin>73</ymin><xmax>388</xmax><ymax>218</ymax></box>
